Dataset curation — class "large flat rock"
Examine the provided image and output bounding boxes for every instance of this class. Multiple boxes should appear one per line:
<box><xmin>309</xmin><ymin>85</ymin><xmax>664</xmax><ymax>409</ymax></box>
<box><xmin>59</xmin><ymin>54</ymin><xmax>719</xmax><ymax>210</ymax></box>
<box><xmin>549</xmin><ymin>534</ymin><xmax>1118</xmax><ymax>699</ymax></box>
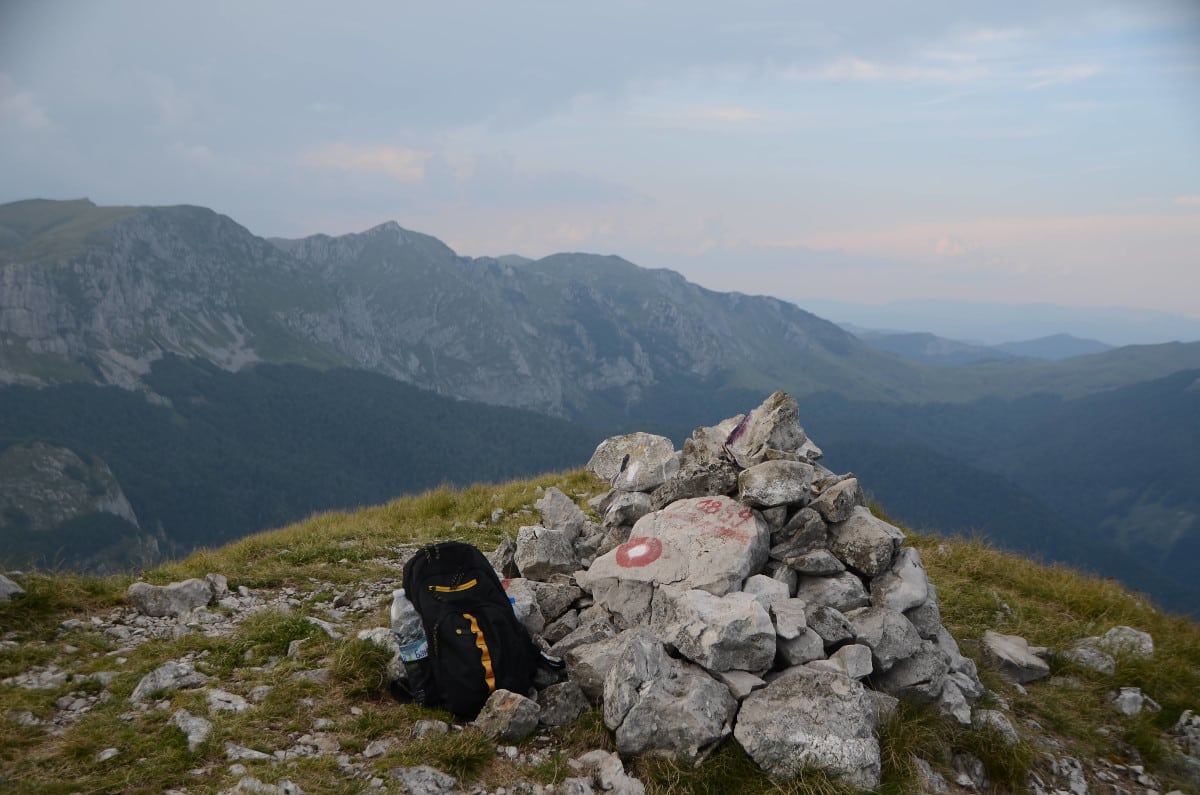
<box><xmin>577</xmin><ymin>496</ymin><xmax>769</xmax><ymax>627</ymax></box>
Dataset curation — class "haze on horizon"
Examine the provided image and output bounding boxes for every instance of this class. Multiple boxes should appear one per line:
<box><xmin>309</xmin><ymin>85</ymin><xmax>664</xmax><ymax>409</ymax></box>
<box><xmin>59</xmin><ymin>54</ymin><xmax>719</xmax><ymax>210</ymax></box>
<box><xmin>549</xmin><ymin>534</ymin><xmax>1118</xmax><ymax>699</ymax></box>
<box><xmin>1</xmin><ymin>1</ymin><xmax>1198</xmax><ymax>323</ymax></box>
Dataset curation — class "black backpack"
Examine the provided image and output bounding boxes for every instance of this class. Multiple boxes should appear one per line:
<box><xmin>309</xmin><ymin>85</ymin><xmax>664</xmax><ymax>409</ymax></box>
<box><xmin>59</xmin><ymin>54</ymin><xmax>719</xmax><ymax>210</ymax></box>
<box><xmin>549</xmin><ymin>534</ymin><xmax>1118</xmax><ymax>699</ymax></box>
<box><xmin>401</xmin><ymin>540</ymin><xmax>544</xmax><ymax>718</ymax></box>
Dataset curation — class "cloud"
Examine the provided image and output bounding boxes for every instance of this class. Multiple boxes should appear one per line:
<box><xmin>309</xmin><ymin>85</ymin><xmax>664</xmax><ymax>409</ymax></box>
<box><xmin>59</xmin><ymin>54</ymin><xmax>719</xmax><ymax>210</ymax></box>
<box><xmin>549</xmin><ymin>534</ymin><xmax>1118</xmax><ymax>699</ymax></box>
<box><xmin>302</xmin><ymin>143</ymin><xmax>431</xmax><ymax>183</ymax></box>
<box><xmin>961</xmin><ymin>26</ymin><xmax>1029</xmax><ymax>44</ymax></box>
<box><xmin>1176</xmin><ymin>195</ymin><xmax>1200</xmax><ymax>206</ymax></box>
<box><xmin>692</xmin><ymin>106</ymin><xmax>763</xmax><ymax>124</ymax></box>
<box><xmin>934</xmin><ymin>236</ymin><xmax>971</xmax><ymax>257</ymax></box>
<box><xmin>168</xmin><ymin>141</ymin><xmax>214</xmax><ymax>162</ymax></box>
<box><xmin>0</xmin><ymin>73</ymin><xmax>53</xmax><ymax>131</ymax></box>
<box><xmin>1027</xmin><ymin>64</ymin><xmax>1100</xmax><ymax>89</ymax></box>
<box><xmin>805</xmin><ymin>57</ymin><xmax>986</xmax><ymax>84</ymax></box>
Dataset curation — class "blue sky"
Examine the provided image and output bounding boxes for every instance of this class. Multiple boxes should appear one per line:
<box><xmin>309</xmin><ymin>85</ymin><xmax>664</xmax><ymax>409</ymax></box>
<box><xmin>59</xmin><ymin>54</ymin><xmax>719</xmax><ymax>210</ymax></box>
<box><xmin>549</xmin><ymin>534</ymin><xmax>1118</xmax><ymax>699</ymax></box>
<box><xmin>2</xmin><ymin>1</ymin><xmax>1198</xmax><ymax>318</ymax></box>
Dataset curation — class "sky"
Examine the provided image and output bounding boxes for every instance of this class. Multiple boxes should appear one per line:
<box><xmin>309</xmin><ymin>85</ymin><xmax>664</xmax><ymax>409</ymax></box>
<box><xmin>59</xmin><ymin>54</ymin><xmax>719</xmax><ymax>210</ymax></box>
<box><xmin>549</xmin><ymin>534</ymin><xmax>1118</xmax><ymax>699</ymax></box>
<box><xmin>2</xmin><ymin>1</ymin><xmax>1199</xmax><ymax>321</ymax></box>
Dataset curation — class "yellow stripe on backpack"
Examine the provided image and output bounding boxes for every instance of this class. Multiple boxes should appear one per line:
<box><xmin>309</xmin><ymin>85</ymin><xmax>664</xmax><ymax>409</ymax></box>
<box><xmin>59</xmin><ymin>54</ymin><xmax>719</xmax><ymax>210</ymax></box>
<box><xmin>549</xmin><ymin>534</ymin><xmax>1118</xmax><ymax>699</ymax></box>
<box><xmin>462</xmin><ymin>612</ymin><xmax>495</xmax><ymax>692</ymax></box>
<box><xmin>428</xmin><ymin>578</ymin><xmax>477</xmax><ymax>593</ymax></box>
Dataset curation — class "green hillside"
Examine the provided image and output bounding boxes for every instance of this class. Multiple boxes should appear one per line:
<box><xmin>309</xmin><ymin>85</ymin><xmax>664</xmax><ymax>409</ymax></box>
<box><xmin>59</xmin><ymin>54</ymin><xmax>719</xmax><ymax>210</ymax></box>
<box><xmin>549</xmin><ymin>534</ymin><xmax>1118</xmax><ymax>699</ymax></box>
<box><xmin>0</xmin><ymin>198</ymin><xmax>138</xmax><ymax>264</ymax></box>
<box><xmin>0</xmin><ymin>356</ymin><xmax>600</xmax><ymax>569</ymax></box>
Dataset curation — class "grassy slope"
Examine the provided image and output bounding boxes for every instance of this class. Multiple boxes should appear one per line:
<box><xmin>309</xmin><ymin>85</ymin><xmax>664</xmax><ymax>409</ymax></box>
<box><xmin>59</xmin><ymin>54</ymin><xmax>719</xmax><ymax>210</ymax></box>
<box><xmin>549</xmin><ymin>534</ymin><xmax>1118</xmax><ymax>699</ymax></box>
<box><xmin>0</xmin><ymin>199</ymin><xmax>139</xmax><ymax>264</ymax></box>
<box><xmin>2</xmin><ymin>473</ymin><xmax>1199</xmax><ymax>794</ymax></box>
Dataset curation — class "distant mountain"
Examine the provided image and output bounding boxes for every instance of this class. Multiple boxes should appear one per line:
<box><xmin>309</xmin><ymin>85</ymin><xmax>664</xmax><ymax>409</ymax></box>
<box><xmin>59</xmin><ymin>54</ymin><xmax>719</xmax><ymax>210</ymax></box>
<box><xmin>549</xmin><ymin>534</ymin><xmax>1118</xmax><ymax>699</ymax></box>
<box><xmin>854</xmin><ymin>329</ymin><xmax>1113</xmax><ymax>365</ymax></box>
<box><xmin>854</xmin><ymin>331</ymin><xmax>1017</xmax><ymax>366</ymax></box>
<box><xmin>994</xmin><ymin>333</ymin><xmax>1112</xmax><ymax>360</ymax></box>
<box><xmin>2</xmin><ymin>199</ymin><xmax>924</xmax><ymax>423</ymax></box>
<box><xmin>795</xmin><ymin>298</ymin><xmax>1200</xmax><ymax>347</ymax></box>
<box><xmin>6</xmin><ymin>200</ymin><xmax>1200</xmax><ymax>420</ymax></box>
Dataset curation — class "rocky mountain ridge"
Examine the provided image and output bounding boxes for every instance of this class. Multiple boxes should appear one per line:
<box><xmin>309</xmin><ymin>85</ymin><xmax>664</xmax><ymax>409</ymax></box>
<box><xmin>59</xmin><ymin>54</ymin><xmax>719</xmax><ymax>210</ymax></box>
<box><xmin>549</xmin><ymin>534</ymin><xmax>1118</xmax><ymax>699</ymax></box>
<box><xmin>2</xmin><ymin>199</ymin><xmax>916</xmax><ymax>419</ymax></box>
<box><xmin>8</xmin><ymin>199</ymin><xmax>1200</xmax><ymax>420</ymax></box>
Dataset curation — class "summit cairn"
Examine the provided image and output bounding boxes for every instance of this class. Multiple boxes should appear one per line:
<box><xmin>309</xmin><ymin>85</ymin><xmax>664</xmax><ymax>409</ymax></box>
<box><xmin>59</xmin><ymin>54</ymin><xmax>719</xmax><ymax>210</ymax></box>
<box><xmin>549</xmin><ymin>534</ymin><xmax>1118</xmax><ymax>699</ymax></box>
<box><xmin>506</xmin><ymin>391</ymin><xmax>984</xmax><ymax>788</ymax></box>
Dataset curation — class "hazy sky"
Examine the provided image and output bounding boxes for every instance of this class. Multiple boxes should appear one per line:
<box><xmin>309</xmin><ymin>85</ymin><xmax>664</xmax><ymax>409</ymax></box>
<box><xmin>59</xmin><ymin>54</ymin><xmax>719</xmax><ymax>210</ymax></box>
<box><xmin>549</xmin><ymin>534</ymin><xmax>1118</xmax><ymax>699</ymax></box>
<box><xmin>2</xmin><ymin>1</ymin><xmax>1198</xmax><ymax>317</ymax></box>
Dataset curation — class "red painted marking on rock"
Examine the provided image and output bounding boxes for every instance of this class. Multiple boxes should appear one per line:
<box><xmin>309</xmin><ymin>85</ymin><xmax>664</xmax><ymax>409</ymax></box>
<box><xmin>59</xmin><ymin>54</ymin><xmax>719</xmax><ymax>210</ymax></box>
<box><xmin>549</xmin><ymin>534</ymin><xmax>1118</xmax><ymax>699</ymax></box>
<box><xmin>616</xmin><ymin>537</ymin><xmax>663</xmax><ymax>568</ymax></box>
<box><xmin>709</xmin><ymin>526</ymin><xmax>752</xmax><ymax>543</ymax></box>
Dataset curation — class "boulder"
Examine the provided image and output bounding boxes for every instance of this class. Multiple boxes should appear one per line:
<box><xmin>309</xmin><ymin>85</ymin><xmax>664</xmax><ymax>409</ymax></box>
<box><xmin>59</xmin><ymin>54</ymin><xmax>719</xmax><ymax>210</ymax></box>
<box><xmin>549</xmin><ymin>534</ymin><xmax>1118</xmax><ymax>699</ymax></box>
<box><xmin>389</xmin><ymin>766</ymin><xmax>458</xmax><ymax>795</ymax></box>
<box><xmin>206</xmin><ymin>688</ymin><xmax>249</xmax><ymax>713</ymax></box>
<box><xmin>794</xmin><ymin>572</ymin><xmax>870</xmax><ymax>613</ymax></box>
<box><xmin>937</xmin><ymin>678</ymin><xmax>973</xmax><ymax>726</ymax></box>
<box><xmin>571</xmin><ymin>749</ymin><xmax>647</xmax><ymax>795</ymax></box>
<box><xmin>1110</xmin><ymin>687</ymin><xmax>1157</xmax><ymax>717</ymax></box>
<box><xmin>981</xmin><ymin>631</ymin><xmax>1050</xmax><ymax>683</ymax></box>
<box><xmin>536</xmin><ymin>487</ymin><xmax>587</xmax><ymax>542</ymax></box>
<box><xmin>127</xmin><ymin>578</ymin><xmax>214</xmax><ymax>618</ymax></box>
<box><xmin>716</xmin><ymin>670</ymin><xmax>766</xmax><ymax>700</ymax></box>
<box><xmin>972</xmin><ymin>710</ymin><xmax>1020</xmax><ymax>745</ymax></box>
<box><xmin>778</xmin><ymin>628</ymin><xmax>825</xmax><ymax>666</ymax></box>
<box><xmin>501</xmin><ymin>578</ymin><xmax>547</xmax><ymax>635</ymax></box>
<box><xmin>846</xmin><ymin>607</ymin><xmax>922</xmax><ymax>673</ymax></box>
<box><xmin>1061</xmin><ymin>642</ymin><xmax>1115</xmax><ymax>675</ymax></box>
<box><xmin>542</xmin><ymin>609</ymin><xmax>580</xmax><ymax>645</ymax></box>
<box><xmin>170</xmin><ymin>708</ymin><xmax>212</xmax><ymax>751</ymax></box>
<box><xmin>759</xmin><ymin>505</ymin><xmax>789</xmax><ymax>533</ymax></box>
<box><xmin>602</xmin><ymin>491</ymin><xmax>654</xmax><ymax>528</ymax></box>
<box><xmin>649</xmin><ymin>463</ymin><xmax>739</xmax><ymax>510</ymax></box>
<box><xmin>809</xmin><ymin>477</ymin><xmax>864</xmax><ymax>523</ymax></box>
<box><xmin>587</xmin><ymin>432</ymin><xmax>676</xmax><ymax>486</ymax></box>
<box><xmin>1098</xmin><ymin>626</ymin><xmax>1154</xmax><ymax>659</ymax></box>
<box><xmin>514</xmin><ymin>526</ymin><xmax>578</xmax><ymax>581</ymax></box>
<box><xmin>737</xmin><ymin>460</ymin><xmax>815</xmax><ymax>508</ymax></box>
<box><xmin>870</xmin><ymin>639</ymin><xmax>949</xmax><ymax>702</ymax></box>
<box><xmin>734</xmin><ymin>666</ymin><xmax>881</xmax><ymax>789</ymax></box>
<box><xmin>0</xmin><ymin>574</ymin><xmax>24</xmax><ymax>602</ymax></box>
<box><xmin>805</xmin><ymin>604</ymin><xmax>856</xmax><ymax>648</ymax></box>
<box><xmin>130</xmin><ymin>660</ymin><xmax>209</xmax><ymax>703</ymax></box>
<box><xmin>769</xmin><ymin>599</ymin><xmax>807</xmax><ymax>640</ymax></box>
<box><xmin>537</xmin><ymin>681</ymin><xmax>590</xmax><ymax>727</ymax></box>
<box><xmin>602</xmin><ymin>629</ymin><xmax>737</xmax><ymax>762</ymax></box>
<box><xmin>651</xmin><ymin>586</ymin><xmax>776</xmax><ymax>673</ymax></box>
<box><xmin>562</xmin><ymin>628</ymin><xmax>624</xmax><ymax>703</ymax></box>
<box><xmin>769</xmin><ymin>507</ymin><xmax>827</xmax><ymax>561</ymax></box>
<box><xmin>763</xmin><ymin>560</ymin><xmax>798</xmax><ymax>594</ymax></box>
<box><xmin>487</xmin><ymin>535</ymin><xmax>519</xmax><ymax>579</ymax></box>
<box><xmin>741</xmin><ymin>574</ymin><xmax>790</xmax><ymax>612</ymax></box>
<box><xmin>577</xmin><ymin>496</ymin><xmax>769</xmax><ymax>627</ymax></box>
<box><xmin>724</xmin><ymin>391</ymin><xmax>809</xmax><ymax>469</ymax></box>
<box><xmin>870</xmin><ymin>547</ymin><xmax>930</xmax><ymax>613</ymax></box>
<box><xmin>824</xmin><ymin>643</ymin><xmax>874</xmax><ymax>680</ymax></box>
<box><xmin>904</xmin><ymin>582</ymin><xmax>943</xmax><ymax>640</ymax></box>
<box><xmin>785</xmin><ymin>549</ymin><xmax>845</xmax><ymax>576</ymax></box>
<box><xmin>530</xmin><ymin>580</ymin><xmax>583</xmax><ymax>622</ymax></box>
<box><xmin>828</xmin><ymin>507</ymin><xmax>903</xmax><ymax>577</ymax></box>
<box><xmin>474</xmin><ymin>689</ymin><xmax>540</xmax><ymax>741</ymax></box>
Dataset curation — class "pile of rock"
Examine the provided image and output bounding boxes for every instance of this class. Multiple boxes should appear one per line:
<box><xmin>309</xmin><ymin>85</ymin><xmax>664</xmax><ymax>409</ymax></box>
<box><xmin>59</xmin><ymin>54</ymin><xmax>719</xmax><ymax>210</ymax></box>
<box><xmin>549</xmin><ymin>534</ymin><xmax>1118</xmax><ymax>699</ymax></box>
<box><xmin>496</xmin><ymin>391</ymin><xmax>985</xmax><ymax>789</ymax></box>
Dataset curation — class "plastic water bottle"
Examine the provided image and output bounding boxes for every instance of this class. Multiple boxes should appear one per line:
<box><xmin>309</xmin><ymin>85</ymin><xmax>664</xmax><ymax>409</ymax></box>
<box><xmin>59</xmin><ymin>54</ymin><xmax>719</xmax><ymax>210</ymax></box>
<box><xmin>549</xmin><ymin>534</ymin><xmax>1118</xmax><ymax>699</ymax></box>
<box><xmin>390</xmin><ymin>589</ymin><xmax>429</xmax><ymax>698</ymax></box>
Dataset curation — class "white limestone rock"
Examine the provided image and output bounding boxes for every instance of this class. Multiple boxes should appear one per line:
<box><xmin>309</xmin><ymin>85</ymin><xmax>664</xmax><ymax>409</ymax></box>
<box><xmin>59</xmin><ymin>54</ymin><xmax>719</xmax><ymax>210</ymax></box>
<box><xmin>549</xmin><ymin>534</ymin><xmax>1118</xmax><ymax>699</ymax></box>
<box><xmin>737</xmin><ymin>460</ymin><xmax>815</xmax><ymax>508</ymax></box>
<box><xmin>652</xmin><ymin>586</ymin><xmax>776</xmax><ymax>673</ymax></box>
<box><xmin>577</xmin><ymin>496</ymin><xmax>769</xmax><ymax>627</ymax></box>
<box><xmin>982</xmin><ymin>630</ymin><xmax>1051</xmax><ymax>683</ymax></box>
<box><xmin>734</xmin><ymin>666</ymin><xmax>881</xmax><ymax>789</ymax></box>
<box><xmin>828</xmin><ymin>506</ymin><xmax>904</xmax><ymax>578</ymax></box>
<box><xmin>603</xmin><ymin>629</ymin><xmax>737</xmax><ymax>762</ymax></box>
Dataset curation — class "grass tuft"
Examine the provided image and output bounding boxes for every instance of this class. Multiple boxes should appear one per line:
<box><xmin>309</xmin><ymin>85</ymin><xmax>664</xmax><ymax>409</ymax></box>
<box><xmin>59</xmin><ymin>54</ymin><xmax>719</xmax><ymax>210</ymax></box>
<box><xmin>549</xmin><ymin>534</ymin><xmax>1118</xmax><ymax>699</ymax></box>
<box><xmin>329</xmin><ymin>637</ymin><xmax>395</xmax><ymax>699</ymax></box>
<box><xmin>393</xmin><ymin>728</ymin><xmax>495</xmax><ymax>780</ymax></box>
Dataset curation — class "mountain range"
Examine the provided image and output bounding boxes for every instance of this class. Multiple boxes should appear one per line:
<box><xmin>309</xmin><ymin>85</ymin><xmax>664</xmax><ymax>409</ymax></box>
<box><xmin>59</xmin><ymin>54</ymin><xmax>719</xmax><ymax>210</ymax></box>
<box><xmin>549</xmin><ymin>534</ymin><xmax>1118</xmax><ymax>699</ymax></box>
<box><xmin>2</xmin><ymin>198</ymin><xmax>1198</xmax><ymax>614</ymax></box>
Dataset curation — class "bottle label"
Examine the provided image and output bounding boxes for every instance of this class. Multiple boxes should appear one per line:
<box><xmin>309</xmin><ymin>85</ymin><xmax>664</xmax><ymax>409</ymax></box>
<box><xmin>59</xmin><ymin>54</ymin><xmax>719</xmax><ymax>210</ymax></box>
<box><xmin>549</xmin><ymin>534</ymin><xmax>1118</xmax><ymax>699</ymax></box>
<box><xmin>398</xmin><ymin>638</ymin><xmax>428</xmax><ymax>662</ymax></box>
